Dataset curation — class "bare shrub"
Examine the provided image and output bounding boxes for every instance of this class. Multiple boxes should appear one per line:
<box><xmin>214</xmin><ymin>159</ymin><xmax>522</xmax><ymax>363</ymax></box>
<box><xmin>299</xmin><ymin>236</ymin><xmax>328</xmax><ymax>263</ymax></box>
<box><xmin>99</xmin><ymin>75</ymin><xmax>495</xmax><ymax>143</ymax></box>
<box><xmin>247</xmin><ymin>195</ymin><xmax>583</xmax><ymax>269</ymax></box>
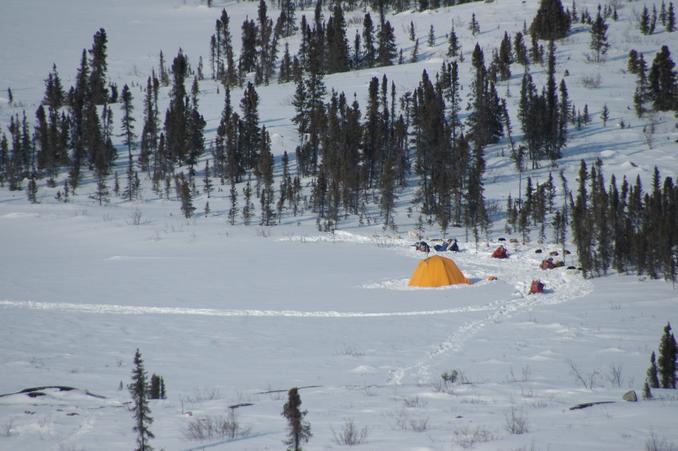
<box><xmin>331</xmin><ymin>418</ymin><xmax>369</xmax><ymax>446</ymax></box>
<box><xmin>435</xmin><ymin>369</ymin><xmax>468</xmax><ymax>393</ymax></box>
<box><xmin>529</xmin><ymin>399</ymin><xmax>550</xmax><ymax>409</ymax></box>
<box><xmin>646</xmin><ymin>431</ymin><xmax>678</xmax><ymax>451</ymax></box>
<box><xmin>504</xmin><ymin>406</ymin><xmax>529</xmax><ymax>435</ymax></box>
<box><xmin>606</xmin><ymin>363</ymin><xmax>624</xmax><ymax>388</ymax></box>
<box><xmin>387</xmin><ymin>408</ymin><xmax>429</xmax><ymax>432</ymax></box>
<box><xmin>58</xmin><ymin>445</ymin><xmax>84</xmax><ymax>451</ymax></box>
<box><xmin>0</xmin><ymin>418</ymin><xmax>14</xmax><ymax>437</ymax></box>
<box><xmin>460</xmin><ymin>396</ymin><xmax>489</xmax><ymax>405</ymax></box>
<box><xmin>507</xmin><ymin>366</ymin><xmax>532</xmax><ymax>383</ymax></box>
<box><xmin>409</xmin><ymin>417</ymin><xmax>430</xmax><ymax>432</ymax></box>
<box><xmin>643</xmin><ymin>114</ymin><xmax>658</xmax><ymax>150</ymax></box>
<box><xmin>388</xmin><ymin>408</ymin><xmax>409</xmax><ymax>431</ymax></box>
<box><xmin>567</xmin><ymin>359</ymin><xmax>600</xmax><ymax>390</ymax></box>
<box><xmin>402</xmin><ymin>396</ymin><xmax>428</xmax><ymax>408</ymax></box>
<box><xmin>185</xmin><ymin>410</ymin><xmax>250</xmax><ymax>441</ymax></box>
<box><xmin>512</xmin><ymin>442</ymin><xmax>542</xmax><ymax>451</ymax></box>
<box><xmin>129</xmin><ymin>209</ymin><xmax>143</xmax><ymax>226</ymax></box>
<box><xmin>485</xmin><ymin>199</ymin><xmax>502</xmax><ymax>219</ymax></box>
<box><xmin>335</xmin><ymin>344</ymin><xmax>365</xmax><ymax>357</ymax></box>
<box><xmin>442</xmin><ymin>370</ymin><xmax>459</xmax><ymax>384</ymax></box>
<box><xmin>374</xmin><ymin>236</ymin><xmax>400</xmax><ymax>248</ymax></box>
<box><xmin>346</xmin><ymin>15</ymin><xmax>363</xmax><ymax>26</ymax></box>
<box><xmin>183</xmin><ymin>387</ymin><xmax>222</xmax><ymax>403</ymax></box>
<box><xmin>580</xmin><ymin>74</ymin><xmax>602</xmax><ymax>89</ymax></box>
<box><xmin>453</xmin><ymin>425</ymin><xmax>496</xmax><ymax>449</ymax></box>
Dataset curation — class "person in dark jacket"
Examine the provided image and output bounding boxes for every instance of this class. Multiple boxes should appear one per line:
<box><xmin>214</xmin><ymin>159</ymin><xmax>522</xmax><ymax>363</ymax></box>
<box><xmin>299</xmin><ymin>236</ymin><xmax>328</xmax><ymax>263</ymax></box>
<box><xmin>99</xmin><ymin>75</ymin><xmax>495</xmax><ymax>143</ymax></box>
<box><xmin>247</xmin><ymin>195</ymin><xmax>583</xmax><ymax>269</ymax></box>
<box><xmin>415</xmin><ymin>241</ymin><xmax>430</xmax><ymax>253</ymax></box>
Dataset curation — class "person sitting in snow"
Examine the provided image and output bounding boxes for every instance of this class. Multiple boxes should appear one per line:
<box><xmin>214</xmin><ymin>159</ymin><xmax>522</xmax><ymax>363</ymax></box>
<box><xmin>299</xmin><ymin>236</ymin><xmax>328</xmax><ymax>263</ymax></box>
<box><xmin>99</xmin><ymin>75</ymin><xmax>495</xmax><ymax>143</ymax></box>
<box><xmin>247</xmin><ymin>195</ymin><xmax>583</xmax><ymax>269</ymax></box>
<box><xmin>450</xmin><ymin>239</ymin><xmax>459</xmax><ymax>252</ymax></box>
<box><xmin>491</xmin><ymin>245</ymin><xmax>509</xmax><ymax>258</ymax></box>
<box><xmin>434</xmin><ymin>239</ymin><xmax>453</xmax><ymax>252</ymax></box>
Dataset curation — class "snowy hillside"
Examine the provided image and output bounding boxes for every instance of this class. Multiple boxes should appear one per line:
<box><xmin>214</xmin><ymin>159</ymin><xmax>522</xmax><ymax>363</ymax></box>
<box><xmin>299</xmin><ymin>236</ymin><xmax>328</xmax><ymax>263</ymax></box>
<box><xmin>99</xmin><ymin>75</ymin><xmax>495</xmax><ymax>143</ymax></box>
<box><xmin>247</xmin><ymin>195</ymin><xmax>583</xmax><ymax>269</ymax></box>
<box><xmin>1</xmin><ymin>0</ymin><xmax>677</xmax><ymax>450</ymax></box>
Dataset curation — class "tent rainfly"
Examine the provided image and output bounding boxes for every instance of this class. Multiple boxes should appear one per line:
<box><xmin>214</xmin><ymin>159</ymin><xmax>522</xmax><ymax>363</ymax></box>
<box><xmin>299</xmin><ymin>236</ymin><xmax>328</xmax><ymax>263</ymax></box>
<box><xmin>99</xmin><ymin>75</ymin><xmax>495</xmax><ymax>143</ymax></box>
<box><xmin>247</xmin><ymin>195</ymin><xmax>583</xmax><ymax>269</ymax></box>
<box><xmin>408</xmin><ymin>255</ymin><xmax>470</xmax><ymax>288</ymax></box>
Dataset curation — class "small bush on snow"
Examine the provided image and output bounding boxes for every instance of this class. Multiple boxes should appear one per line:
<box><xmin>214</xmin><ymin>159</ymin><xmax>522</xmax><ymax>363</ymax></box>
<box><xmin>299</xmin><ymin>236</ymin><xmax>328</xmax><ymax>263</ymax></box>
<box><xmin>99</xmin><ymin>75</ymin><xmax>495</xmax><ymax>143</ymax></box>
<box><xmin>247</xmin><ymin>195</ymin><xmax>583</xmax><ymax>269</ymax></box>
<box><xmin>453</xmin><ymin>425</ymin><xmax>496</xmax><ymax>449</ymax></box>
<box><xmin>504</xmin><ymin>406</ymin><xmax>529</xmax><ymax>435</ymax></box>
<box><xmin>185</xmin><ymin>410</ymin><xmax>250</xmax><ymax>441</ymax></box>
<box><xmin>331</xmin><ymin>418</ymin><xmax>369</xmax><ymax>446</ymax></box>
<box><xmin>646</xmin><ymin>431</ymin><xmax>678</xmax><ymax>451</ymax></box>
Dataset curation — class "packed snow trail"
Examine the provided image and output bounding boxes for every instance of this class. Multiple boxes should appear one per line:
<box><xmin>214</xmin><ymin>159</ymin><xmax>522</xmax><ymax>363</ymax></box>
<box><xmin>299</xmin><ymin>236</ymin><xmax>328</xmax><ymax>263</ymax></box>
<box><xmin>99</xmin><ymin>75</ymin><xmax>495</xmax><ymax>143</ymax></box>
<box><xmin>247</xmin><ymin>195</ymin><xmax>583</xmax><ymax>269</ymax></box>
<box><xmin>387</xmin><ymin>245</ymin><xmax>595</xmax><ymax>385</ymax></box>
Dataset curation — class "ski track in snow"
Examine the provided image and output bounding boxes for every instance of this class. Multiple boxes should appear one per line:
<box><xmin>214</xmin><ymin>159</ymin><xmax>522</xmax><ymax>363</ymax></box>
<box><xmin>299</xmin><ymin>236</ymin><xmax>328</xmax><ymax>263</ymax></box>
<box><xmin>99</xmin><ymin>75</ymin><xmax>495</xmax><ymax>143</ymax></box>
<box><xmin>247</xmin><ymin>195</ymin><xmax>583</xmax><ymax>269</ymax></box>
<box><xmin>0</xmin><ymin>299</ymin><xmax>498</xmax><ymax>318</ymax></box>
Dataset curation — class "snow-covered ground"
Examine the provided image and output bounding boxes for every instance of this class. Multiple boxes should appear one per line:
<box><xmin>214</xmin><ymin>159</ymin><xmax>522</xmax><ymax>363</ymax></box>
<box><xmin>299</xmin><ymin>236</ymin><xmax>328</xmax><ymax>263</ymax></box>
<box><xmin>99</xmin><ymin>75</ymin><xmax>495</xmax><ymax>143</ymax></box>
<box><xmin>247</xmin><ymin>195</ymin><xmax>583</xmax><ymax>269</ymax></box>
<box><xmin>0</xmin><ymin>201</ymin><xmax>676</xmax><ymax>450</ymax></box>
<box><xmin>1</xmin><ymin>0</ymin><xmax>677</xmax><ymax>449</ymax></box>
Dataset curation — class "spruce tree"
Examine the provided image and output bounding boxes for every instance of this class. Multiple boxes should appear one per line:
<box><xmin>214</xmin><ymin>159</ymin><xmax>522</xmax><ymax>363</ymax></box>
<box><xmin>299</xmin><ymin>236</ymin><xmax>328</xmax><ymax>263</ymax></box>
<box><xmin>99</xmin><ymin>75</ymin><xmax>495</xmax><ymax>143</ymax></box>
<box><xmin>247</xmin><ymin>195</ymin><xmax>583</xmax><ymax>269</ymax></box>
<box><xmin>658</xmin><ymin>322</ymin><xmax>677</xmax><ymax>388</ymax></box>
<box><xmin>203</xmin><ymin>160</ymin><xmax>213</xmax><ymax>198</ymax></box>
<box><xmin>228</xmin><ymin>180</ymin><xmax>238</xmax><ymax>225</ymax></box>
<box><xmin>186</xmin><ymin>77</ymin><xmax>206</xmax><ymax>171</ymax></box>
<box><xmin>149</xmin><ymin>374</ymin><xmax>162</xmax><ymax>400</ymax></box>
<box><xmin>218</xmin><ymin>9</ymin><xmax>238</xmax><ymax>87</ymax></box>
<box><xmin>643</xmin><ymin>381</ymin><xmax>653</xmax><ymax>399</ymax></box>
<box><xmin>362</xmin><ymin>13</ymin><xmax>376</xmax><ymax>68</ymax></box>
<box><xmin>600</xmin><ymin>104</ymin><xmax>609</xmax><ymax>127</ymax></box>
<box><xmin>377</xmin><ymin>20</ymin><xmax>397</xmax><ymax>66</ymax></box>
<box><xmin>668</xmin><ymin>2</ymin><xmax>676</xmax><ymax>32</ymax></box>
<box><xmin>650</xmin><ymin>5</ymin><xmax>658</xmax><ymax>33</ymax></box>
<box><xmin>469</xmin><ymin>13</ymin><xmax>480</xmax><ymax>36</ymax></box>
<box><xmin>279</xmin><ymin>43</ymin><xmax>293</xmax><ymax>84</ymax></box>
<box><xmin>27</xmin><ymin>175</ymin><xmax>38</xmax><ymax>204</ymax></box>
<box><xmin>89</xmin><ymin>28</ymin><xmax>109</xmax><ymax>105</ymax></box>
<box><xmin>352</xmin><ymin>31</ymin><xmax>361</xmax><ymax>68</ymax></box>
<box><xmin>648</xmin><ymin>46</ymin><xmax>677</xmax><ymax>111</ymax></box>
<box><xmin>640</xmin><ymin>6</ymin><xmax>651</xmax><ymax>34</ymax></box>
<box><xmin>590</xmin><ymin>7</ymin><xmax>609</xmax><ymax>63</ymax></box>
<box><xmin>646</xmin><ymin>351</ymin><xmax>659</xmax><ymax>388</ymax></box>
<box><xmin>120</xmin><ymin>84</ymin><xmax>137</xmax><ymax>201</ymax></box>
<box><xmin>179</xmin><ymin>174</ymin><xmax>195</xmax><ymax>219</ymax></box>
<box><xmin>240</xmin><ymin>82</ymin><xmax>261</xmax><ymax>172</ymax></box>
<box><xmin>128</xmin><ymin>349</ymin><xmax>154</xmax><ymax>451</ymax></box>
<box><xmin>242</xmin><ymin>181</ymin><xmax>255</xmax><ymax>225</ymax></box>
<box><xmin>282</xmin><ymin>387</ymin><xmax>311</xmax><ymax>451</ymax></box>
<box><xmin>140</xmin><ymin>74</ymin><xmax>159</xmax><ymax>173</ymax></box>
<box><xmin>326</xmin><ymin>2</ymin><xmax>350</xmax><ymax>74</ymax></box>
<box><xmin>628</xmin><ymin>49</ymin><xmax>639</xmax><ymax>74</ymax></box>
<box><xmin>514</xmin><ymin>32</ymin><xmax>529</xmax><ymax>66</ymax></box>
<box><xmin>530</xmin><ymin>0</ymin><xmax>571</xmax><ymax>40</ymax></box>
<box><xmin>276</xmin><ymin>0</ymin><xmax>297</xmax><ymax>38</ymax></box>
<box><xmin>257</xmin><ymin>127</ymin><xmax>274</xmax><ymax>225</ymax></box>
<box><xmin>634</xmin><ymin>54</ymin><xmax>648</xmax><ymax>116</ymax></box>
<box><xmin>411</xmin><ymin>38</ymin><xmax>419</xmax><ymax>63</ymax></box>
<box><xmin>447</xmin><ymin>25</ymin><xmax>460</xmax><ymax>58</ymax></box>
<box><xmin>240</xmin><ymin>18</ymin><xmax>258</xmax><ymax>76</ymax></box>
<box><xmin>158</xmin><ymin>51</ymin><xmax>170</xmax><ymax>86</ymax></box>
<box><xmin>43</xmin><ymin>64</ymin><xmax>64</xmax><ymax>109</ymax></box>
<box><xmin>165</xmin><ymin>50</ymin><xmax>189</xmax><ymax>163</ymax></box>
<box><xmin>498</xmin><ymin>32</ymin><xmax>513</xmax><ymax>81</ymax></box>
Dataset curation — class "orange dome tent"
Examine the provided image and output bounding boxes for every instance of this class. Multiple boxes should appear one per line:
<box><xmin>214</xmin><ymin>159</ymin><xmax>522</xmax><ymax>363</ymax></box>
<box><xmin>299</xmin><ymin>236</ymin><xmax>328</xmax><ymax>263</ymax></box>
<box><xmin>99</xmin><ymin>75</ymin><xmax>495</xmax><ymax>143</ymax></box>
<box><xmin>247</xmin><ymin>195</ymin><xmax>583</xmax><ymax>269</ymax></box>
<box><xmin>408</xmin><ymin>256</ymin><xmax>470</xmax><ymax>288</ymax></box>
